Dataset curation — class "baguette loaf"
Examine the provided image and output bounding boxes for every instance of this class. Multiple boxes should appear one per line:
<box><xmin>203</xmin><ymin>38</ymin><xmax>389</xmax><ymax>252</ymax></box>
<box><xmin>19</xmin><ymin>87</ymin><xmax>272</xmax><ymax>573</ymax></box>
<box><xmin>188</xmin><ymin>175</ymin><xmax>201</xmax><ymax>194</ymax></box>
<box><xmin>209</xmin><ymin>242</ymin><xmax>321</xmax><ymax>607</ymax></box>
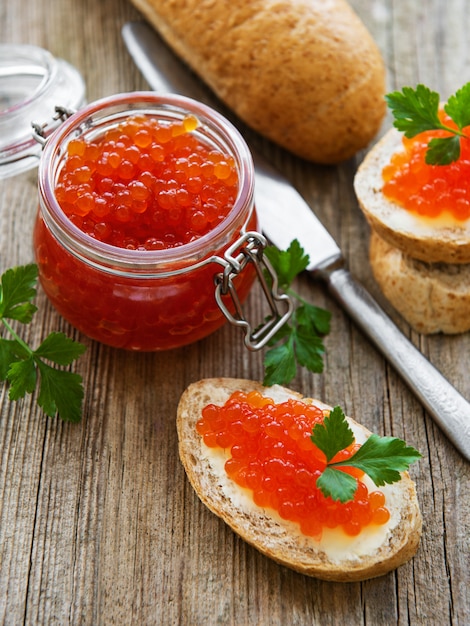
<box><xmin>370</xmin><ymin>231</ymin><xmax>470</xmax><ymax>335</ymax></box>
<box><xmin>130</xmin><ymin>0</ymin><xmax>386</xmax><ymax>164</ymax></box>
<box><xmin>177</xmin><ymin>377</ymin><xmax>422</xmax><ymax>582</ymax></box>
<box><xmin>354</xmin><ymin>127</ymin><xmax>470</xmax><ymax>264</ymax></box>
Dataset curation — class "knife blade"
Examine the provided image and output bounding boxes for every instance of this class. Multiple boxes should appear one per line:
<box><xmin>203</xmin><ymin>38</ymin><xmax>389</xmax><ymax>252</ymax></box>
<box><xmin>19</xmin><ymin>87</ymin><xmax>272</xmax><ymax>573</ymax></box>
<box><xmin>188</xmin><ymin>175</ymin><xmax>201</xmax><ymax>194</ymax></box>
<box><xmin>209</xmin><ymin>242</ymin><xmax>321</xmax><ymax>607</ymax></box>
<box><xmin>122</xmin><ymin>20</ymin><xmax>470</xmax><ymax>461</ymax></box>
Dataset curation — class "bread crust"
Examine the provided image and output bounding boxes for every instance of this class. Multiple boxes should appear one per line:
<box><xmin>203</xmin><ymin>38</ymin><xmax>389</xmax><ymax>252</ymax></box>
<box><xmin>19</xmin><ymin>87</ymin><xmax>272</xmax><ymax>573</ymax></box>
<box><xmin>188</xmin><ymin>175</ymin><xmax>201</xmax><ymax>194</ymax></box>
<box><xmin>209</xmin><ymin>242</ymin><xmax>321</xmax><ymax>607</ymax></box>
<box><xmin>370</xmin><ymin>231</ymin><xmax>470</xmax><ymax>334</ymax></box>
<box><xmin>130</xmin><ymin>0</ymin><xmax>386</xmax><ymax>164</ymax></box>
<box><xmin>354</xmin><ymin>128</ymin><xmax>470</xmax><ymax>264</ymax></box>
<box><xmin>177</xmin><ymin>377</ymin><xmax>422</xmax><ymax>581</ymax></box>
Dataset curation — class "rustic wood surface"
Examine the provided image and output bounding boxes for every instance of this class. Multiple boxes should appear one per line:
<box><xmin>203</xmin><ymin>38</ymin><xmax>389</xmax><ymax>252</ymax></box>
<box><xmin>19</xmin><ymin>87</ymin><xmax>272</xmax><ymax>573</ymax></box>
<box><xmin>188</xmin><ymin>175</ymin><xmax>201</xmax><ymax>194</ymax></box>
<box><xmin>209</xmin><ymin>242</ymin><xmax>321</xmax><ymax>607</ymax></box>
<box><xmin>1</xmin><ymin>1</ymin><xmax>469</xmax><ymax>624</ymax></box>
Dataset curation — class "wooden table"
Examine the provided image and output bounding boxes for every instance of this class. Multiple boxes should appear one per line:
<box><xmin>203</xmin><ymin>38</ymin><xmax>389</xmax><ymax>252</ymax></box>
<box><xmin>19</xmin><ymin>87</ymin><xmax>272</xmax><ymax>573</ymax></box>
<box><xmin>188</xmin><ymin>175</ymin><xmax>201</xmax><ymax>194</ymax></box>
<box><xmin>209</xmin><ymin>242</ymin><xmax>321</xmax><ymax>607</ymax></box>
<box><xmin>1</xmin><ymin>1</ymin><xmax>469</xmax><ymax>624</ymax></box>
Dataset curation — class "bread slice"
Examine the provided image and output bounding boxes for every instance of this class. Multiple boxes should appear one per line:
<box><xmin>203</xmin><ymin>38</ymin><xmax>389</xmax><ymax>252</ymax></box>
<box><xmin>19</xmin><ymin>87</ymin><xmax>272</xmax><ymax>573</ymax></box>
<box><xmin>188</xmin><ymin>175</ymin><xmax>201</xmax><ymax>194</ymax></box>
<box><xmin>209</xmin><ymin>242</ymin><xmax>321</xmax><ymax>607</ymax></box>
<box><xmin>369</xmin><ymin>230</ymin><xmax>470</xmax><ymax>334</ymax></box>
<box><xmin>354</xmin><ymin>127</ymin><xmax>470</xmax><ymax>264</ymax></box>
<box><xmin>177</xmin><ymin>377</ymin><xmax>422</xmax><ymax>581</ymax></box>
<box><xmin>130</xmin><ymin>0</ymin><xmax>385</xmax><ymax>164</ymax></box>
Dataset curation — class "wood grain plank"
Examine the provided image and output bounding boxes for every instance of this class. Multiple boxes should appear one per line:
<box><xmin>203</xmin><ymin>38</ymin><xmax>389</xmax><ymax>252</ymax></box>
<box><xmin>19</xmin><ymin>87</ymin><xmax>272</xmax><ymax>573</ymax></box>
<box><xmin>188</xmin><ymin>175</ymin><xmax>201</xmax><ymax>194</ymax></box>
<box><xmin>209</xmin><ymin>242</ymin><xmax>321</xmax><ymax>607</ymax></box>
<box><xmin>0</xmin><ymin>0</ymin><xmax>469</xmax><ymax>624</ymax></box>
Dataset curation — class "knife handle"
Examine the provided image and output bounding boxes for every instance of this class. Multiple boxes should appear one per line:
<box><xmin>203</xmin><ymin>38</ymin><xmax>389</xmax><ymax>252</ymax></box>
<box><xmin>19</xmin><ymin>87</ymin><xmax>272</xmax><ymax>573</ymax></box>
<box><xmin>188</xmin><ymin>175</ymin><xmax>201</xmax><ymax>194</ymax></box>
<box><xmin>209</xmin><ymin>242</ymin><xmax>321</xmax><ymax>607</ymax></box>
<box><xmin>317</xmin><ymin>266</ymin><xmax>470</xmax><ymax>461</ymax></box>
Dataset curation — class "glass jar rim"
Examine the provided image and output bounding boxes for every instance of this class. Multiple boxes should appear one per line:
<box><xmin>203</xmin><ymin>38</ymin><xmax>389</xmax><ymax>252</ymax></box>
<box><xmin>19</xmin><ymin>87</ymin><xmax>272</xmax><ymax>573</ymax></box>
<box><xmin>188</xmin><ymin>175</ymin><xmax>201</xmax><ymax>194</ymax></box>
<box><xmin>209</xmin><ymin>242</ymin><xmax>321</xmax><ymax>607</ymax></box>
<box><xmin>38</xmin><ymin>91</ymin><xmax>254</xmax><ymax>269</ymax></box>
<box><xmin>37</xmin><ymin>91</ymin><xmax>255</xmax><ymax>274</ymax></box>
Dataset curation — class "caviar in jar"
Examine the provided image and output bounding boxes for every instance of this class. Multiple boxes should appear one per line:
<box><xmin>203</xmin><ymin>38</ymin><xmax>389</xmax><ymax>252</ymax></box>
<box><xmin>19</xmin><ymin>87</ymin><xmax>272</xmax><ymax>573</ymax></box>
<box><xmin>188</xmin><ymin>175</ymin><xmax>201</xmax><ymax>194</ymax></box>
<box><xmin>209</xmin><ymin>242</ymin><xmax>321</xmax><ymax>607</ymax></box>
<box><xmin>34</xmin><ymin>93</ymin><xmax>258</xmax><ymax>350</ymax></box>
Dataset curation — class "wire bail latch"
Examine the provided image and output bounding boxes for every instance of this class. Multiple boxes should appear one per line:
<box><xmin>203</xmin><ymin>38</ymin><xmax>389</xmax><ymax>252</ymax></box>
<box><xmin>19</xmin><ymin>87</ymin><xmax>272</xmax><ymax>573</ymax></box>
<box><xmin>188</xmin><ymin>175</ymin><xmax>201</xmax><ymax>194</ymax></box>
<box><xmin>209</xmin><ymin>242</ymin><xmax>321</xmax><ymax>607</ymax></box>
<box><xmin>32</xmin><ymin>106</ymin><xmax>76</xmax><ymax>146</ymax></box>
<box><xmin>214</xmin><ymin>231</ymin><xmax>293</xmax><ymax>351</ymax></box>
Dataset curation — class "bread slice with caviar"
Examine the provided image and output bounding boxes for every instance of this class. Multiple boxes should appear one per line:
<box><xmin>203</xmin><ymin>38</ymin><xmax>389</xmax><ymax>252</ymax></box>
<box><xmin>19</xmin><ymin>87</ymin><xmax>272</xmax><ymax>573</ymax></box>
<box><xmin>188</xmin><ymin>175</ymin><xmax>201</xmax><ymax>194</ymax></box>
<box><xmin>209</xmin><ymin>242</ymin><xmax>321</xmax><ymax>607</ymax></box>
<box><xmin>177</xmin><ymin>377</ymin><xmax>422</xmax><ymax>582</ymax></box>
<box><xmin>369</xmin><ymin>231</ymin><xmax>470</xmax><ymax>334</ymax></box>
<box><xmin>354</xmin><ymin>127</ymin><xmax>470</xmax><ymax>265</ymax></box>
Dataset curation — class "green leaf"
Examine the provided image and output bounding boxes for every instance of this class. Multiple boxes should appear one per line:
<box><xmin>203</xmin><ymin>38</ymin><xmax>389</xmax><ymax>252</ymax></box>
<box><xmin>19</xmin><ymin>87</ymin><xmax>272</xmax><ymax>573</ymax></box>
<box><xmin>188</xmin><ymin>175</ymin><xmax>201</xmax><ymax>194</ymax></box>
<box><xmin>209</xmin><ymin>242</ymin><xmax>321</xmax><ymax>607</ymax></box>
<box><xmin>311</xmin><ymin>409</ymin><xmax>422</xmax><ymax>502</ymax></box>
<box><xmin>316</xmin><ymin>466</ymin><xmax>358</xmax><ymax>503</ymax></box>
<box><xmin>261</xmin><ymin>240</ymin><xmax>331</xmax><ymax>386</ymax></box>
<box><xmin>311</xmin><ymin>406</ymin><xmax>354</xmax><ymax>462</ymax></box>
<box><xmin>385</xmin><ymin>82</ymin><xmax>470</xmax><ymax>165</ymax></box>
<box><xmin>0</xmin><ymin>338</ymin><xmax>29</xmax><ymax>379</ymax></box>
<box><xmin>332</xmin><ymin>434</ymin><xmax>422</xmax><ymax>486</ymax></box>
<box><xmin>34</xmin><ymin>332</ymin><xmax>87</xmax><ymax>366</ymax></box>
<box><xmin>3</xmin><ymin>302</ymin><xmax>38</xmax><ymax>324</ymax></box>
<box><xmin>295</xmin><ymin>302</ymin><xmax>331</xmax><ymax>337</ymax></box>
<box><xmin>264</xmin><ymin>240</ymin><xmax>309</xmax><ymax>289</ymax></box>
<box><xmin>36</xmin><ymin>360</ymin><xmax>84</xmax><ymax>422</ymax></box>
<box><xmin>263</xmin><ymin>340</ymin><xmax>297</xmax><ymax>386</ymax></box>
<box><xmin>444</xmin><ymin>82</ymin><xmax>470</xmax><ymax>129</ymax></box>
<box><xmin>7</xmin><ymin>358</ymin><xmax>37</xmax><ymax>400</ymax></box>
<box><xmin>425</xmin><ymin>135</ymin><xmax>461</xmax><ymax>165</ymax></box>
<box><xmin>0</xmin><ymin>263</ymin><xmax>87</xmax><ymax>421</ymax></box>
<box><xmin>0</xmin><ymin>264</ymin><xmax>38</xmax><ymax>322</ymax></box>
<box><xmin>385</xmin><ymin>84</ymin><xmax>442</xmax><ymax>137</ymax></box>
<box><xmin>293</xmin><ymin>323</ymin><xmax>325</xmax><ymax>374</ymax></box>
<box><xmin>263</xmin><ymin>301</ymin><xmax>331</xmax><ymax>386</ymax></box>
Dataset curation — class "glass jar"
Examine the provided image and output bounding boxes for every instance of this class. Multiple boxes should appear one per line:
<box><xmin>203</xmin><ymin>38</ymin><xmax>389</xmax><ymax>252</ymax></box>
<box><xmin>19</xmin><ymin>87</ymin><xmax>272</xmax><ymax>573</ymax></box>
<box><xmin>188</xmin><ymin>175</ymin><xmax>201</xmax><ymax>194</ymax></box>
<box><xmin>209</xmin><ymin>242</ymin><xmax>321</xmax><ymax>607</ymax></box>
<box><xmin>0</xmin><ymin>44</ymin><xmax>86</xmax><ymax>179</ymax></box>
<box><xmin>34</xmin><ymin>92</ymin><xmax>269</xmax><ymax>351</ymax></box>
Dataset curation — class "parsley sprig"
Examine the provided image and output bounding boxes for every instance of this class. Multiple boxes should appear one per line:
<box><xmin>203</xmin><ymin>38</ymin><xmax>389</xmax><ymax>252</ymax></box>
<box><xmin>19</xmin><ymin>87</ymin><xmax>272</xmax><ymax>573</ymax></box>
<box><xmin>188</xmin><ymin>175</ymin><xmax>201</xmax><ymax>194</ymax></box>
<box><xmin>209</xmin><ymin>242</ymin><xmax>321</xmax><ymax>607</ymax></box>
<box><xmin>0</xmin><ymin>264</ymin><xmax>87</xmax><ymax>422</ymax></box>
<box><xmin>386</xmin><ymin>82</ymin><xmax>470</xmax><ymax>165</ymax></box>
<box><xmin>262</xmin><ymin>240</ymin><xmax>331</xmax><ymax>386</ymax></box>
<box><xmin>312</xmin><ymin>406</ymin><xmax>421</xmax><ymax>502</ymax></box>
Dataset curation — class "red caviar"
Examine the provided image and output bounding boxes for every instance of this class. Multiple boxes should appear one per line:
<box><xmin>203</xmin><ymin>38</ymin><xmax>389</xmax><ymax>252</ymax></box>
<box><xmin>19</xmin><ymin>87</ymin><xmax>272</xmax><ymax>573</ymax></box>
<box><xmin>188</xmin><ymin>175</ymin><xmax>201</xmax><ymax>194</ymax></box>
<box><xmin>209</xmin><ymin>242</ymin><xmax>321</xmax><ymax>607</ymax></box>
<box><xmin>382</xmin><ymin>112</ymin><xmax>470</xmax><ymax>221</ymax></box>
<box><xmin>54</xmin><ymin>114</ymin><xmax>239</xmax><ymax>249</ymax></box>
<box><xmin>34</xmin><ymin>94</ymin><xmax>257</xmax><ymax>350</ymax></box>
<box><xmin>196</xmin><ymin>391</ymin><xmax>390</xmax><ymax>539</ymax></box>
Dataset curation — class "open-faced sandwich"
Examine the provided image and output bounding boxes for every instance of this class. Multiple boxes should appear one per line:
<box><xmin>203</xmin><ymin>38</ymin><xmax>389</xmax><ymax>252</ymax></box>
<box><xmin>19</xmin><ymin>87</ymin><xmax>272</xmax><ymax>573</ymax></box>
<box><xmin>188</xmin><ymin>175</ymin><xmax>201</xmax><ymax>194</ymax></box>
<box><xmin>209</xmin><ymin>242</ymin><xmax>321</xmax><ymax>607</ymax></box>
<box><xmin>354</xmin><ymin>83</ymin><xmax>470</xmax><ymax>334</ymax></box>
<box><xmin>177</xmin><ymin>378</ymin><xmax>422</xmax><ymax>582</ymax></box>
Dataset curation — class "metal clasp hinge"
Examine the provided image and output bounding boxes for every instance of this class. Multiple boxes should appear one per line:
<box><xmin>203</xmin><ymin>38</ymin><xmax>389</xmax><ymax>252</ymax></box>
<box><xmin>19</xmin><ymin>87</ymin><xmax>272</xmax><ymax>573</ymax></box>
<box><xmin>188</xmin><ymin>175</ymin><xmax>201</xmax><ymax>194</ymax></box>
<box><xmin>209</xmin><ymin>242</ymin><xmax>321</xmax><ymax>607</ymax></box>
<box><xmin>32</xmin><ymin>105</ymin><xmax>76</xmax><ymax>146</ymax></box>
<box><xmin>214</xmin><ymin>231</ymin><xmax>293</xmax><ymax>351</ymax></box>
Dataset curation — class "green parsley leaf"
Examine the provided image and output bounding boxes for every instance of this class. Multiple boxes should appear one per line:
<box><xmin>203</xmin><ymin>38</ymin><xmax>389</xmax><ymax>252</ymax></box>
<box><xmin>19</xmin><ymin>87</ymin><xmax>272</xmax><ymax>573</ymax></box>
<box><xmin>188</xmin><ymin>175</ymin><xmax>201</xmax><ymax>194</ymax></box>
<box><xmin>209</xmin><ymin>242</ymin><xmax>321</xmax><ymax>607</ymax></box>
<box><xmin>36</xmin><ymin>361</ymin><xmax>84</xmax><ymax>423</ymax></box>
<box><xmin>311</xmin><ymin>407</ymin><xmax>422</xmax><ymax>502</ymax></box>
<box><xmin>426</xmin><ymin>135</ymin><xmax>461</xmax><ymax>165</ymax></box>
<box><xmin>262</xmin><ymin>306</ymin><xmax>329</xmax><ymax>386</ymax></box>
<box><xmin>293</xmin><ymin>322</ymin><xmax>326</xmax><ymax>373</ymax></box>
<box><xmin>264</xmin><ymin>240</ymin><xmax>310</xmax><ymax>289</ymax></box>
<box><xmin>385</xmin><ymin>82</ymin><xmax>470</xmax><ymax>165</ymax></box>
<box><xmin>7</xmin><ymin>358</ymin><xmax>37</xmax><ymax>400</ymax></box>
<box><xmin>0</xmin><ymin>264</ymin><xmax>38</xmax><ymax>322</ymax></box>
<box><xmin>444</xmin><ymin>82</ymin><xmax>470</xmax><ymax>129</ymax></box>
<box><xmin>311</xmin><ymin>406</ymin><xmax>354</xmax><ymax>462</ymax></box>
<box><xmin>34</xmin><ymin>332</ymin><xmax>87</xmax><ymax>366</ymax></box>
<box><xmin>0</xmin><ymin>338</ymin><xmax>29</xmax><ymax>379</ymax></box>
<box><xmin>295</xmin><ymin>301</ymin><xmax>331</xmax><ymax>337</ymax></box>
<box><xmin>262</xmin><ymin>241</ymin><xmax>331</xmax><ymax>387</ymax></box>
<box><xmin>0</xmin><ymin>263</ymin><xmax>87</xmax><ymax>421</ymax></box>
<box><xmin>385</xmin><ymin>84</ymin><xmax>441</xmax><ymax>137</ymax></box>
<box><xmin>316</xmin><ymin>467</ymin><xmax>358</xmax><ymax>504</ymax></box>
<box><xmin>331</xmin><ymin>434</ymin><xmax>422</xmax><ymax>487</ymax></box>
<box><xmin>264</xmin><ymin>340</ymin><xmax>297</xmax><ymax>386</ymax></box>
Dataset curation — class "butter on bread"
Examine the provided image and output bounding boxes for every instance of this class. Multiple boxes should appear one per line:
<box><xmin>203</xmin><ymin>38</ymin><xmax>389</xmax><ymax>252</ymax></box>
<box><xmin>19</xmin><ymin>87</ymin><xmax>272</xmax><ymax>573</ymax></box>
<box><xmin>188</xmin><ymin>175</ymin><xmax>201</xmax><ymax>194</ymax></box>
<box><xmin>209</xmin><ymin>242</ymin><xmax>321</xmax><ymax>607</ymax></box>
<box><xmin>129</xmin><ymin>0</ymin><xmax>386</xmax><ymax>164</ymax></box>
<box><xmin>177</xmin><ymin>378</ymin><xmax>422</xmax><ymax>582</ymax></box>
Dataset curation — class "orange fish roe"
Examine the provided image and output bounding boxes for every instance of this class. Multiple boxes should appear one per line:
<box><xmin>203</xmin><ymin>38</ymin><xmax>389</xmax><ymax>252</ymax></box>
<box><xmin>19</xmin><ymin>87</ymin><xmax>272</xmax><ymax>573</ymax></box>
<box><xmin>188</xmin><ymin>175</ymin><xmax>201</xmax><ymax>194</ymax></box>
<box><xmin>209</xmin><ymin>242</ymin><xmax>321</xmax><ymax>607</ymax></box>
<box><xmin>196</xmin><ymin>391</ymin><xmax>390</xmax><ymax>539</ymax></box>
<box><xmin>382</xmin><ymin>113</ymin><xmax>470</xmax><ymax>221</ymax></box>
<box><xmin>34</xmin><ymin>104</ymin><xmax>258</xmax><ymax>351</ymax></box>
<box><xmin>54</xmin><ymin>114</ymin><xmax>238</xmax><ymax>249</ymax></box>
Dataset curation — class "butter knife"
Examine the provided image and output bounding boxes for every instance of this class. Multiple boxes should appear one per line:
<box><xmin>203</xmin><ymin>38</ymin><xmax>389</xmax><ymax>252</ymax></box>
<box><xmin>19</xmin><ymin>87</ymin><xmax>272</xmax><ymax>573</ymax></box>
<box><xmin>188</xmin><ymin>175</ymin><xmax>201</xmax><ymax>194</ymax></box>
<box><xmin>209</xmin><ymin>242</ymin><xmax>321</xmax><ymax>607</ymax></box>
<box><xmin>122</xmin><ymin>20</ymin><xmax>470</xmax><ymax>460</ymax></box>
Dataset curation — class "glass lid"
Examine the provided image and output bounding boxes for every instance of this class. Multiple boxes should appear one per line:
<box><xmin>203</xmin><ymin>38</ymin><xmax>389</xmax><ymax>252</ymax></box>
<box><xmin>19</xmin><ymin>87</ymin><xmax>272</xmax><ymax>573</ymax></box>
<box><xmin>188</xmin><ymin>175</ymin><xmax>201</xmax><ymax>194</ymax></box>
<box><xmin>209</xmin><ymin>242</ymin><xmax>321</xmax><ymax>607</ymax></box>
<box><xmin>0</xmin><ymin>43</ymin><xmax>86</xmax><ymax>179</ymax></box>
